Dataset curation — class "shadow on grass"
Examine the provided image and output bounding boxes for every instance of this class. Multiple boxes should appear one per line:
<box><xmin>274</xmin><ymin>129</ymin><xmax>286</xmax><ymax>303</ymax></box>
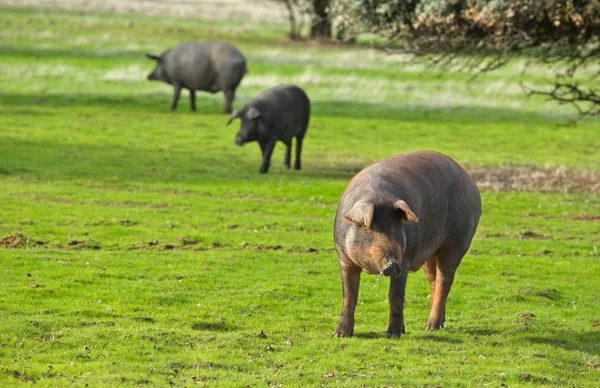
<box><xmin>0</xmin><ymin>137</ymin><xmax>360</xmax><ymax>185</ymax></box>
<box><xmin>353</xmin><ymin>332</ymin><xmax>383</xmax><ymax>339</ymax></box>
<box><xmin>191</xmin><ymin>321</ymin><xmax>234</xmax><ymax>332</ymax></box>
<box><xmin>421</xmin><ymin>332</ymin><xmax>464</xmax><ymax>343</ymax></box>
<box><xmin>352</xmin><ymin>330</ymin><xmax>463</xmax><ymax>343</ymax></box>
<box><xmin>0</xmin><ymin>90</ymin><xmax>556</xmax><ymax>124</ymax></box>
<box><xmin>526</xmin><ymin>330</ymin><xmax>600</xmax><ymax>353</ymax></box>
<box><xmin>462</xmin><ymin>327</ymin><xmax>600</xmax><ymax>353</ymax></box>
<box><xmin>0</xmin><ymin>45</ymin><xmax>147</xmax><ymax>60</ymax></box>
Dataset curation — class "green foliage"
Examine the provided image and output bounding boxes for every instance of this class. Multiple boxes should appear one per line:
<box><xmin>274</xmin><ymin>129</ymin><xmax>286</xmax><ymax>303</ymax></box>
<box><xmin>1</xmin><ymin>5</ymin><xmax>599</xmax><ymax>387</ymax></box>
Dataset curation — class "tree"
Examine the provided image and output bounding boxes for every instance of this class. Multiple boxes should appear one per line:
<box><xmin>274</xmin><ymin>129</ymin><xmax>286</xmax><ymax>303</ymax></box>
<box><xmin>337</xmin><ymin>0</ymin><xmax>600</xmax><ymax>118</ymax></box>
<box><xmin>271</xmin><ymin>0</ymin><xmax>334</xmax><ymax>40</ymax></box>
<box><xmin>311</xmin><ymin>0</ymin><xmax>332</xmax><ymax>39</ymax></box>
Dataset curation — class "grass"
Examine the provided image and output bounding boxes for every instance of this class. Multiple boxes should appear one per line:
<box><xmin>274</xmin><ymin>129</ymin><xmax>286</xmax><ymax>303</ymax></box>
<box><xmin>1</xmin><ymin>5</ymin><xmax>600</xmax><ymax>387</ymax></box>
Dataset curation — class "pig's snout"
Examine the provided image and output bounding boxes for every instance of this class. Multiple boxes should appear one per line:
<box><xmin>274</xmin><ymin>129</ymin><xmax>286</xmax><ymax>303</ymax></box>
<box><xmin>382</xmin><ymin>261</ymin><xmax>402</xmax><ymax>277</ymax></box>
<box><xmin>234</xmin><ymin>136</ymin><xmax>244</xmax><ymax>146</ymax></box>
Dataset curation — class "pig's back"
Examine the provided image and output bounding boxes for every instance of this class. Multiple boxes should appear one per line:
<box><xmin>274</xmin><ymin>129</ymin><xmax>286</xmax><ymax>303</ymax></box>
<box><xmin>337</xmin><ymin>150</ymin><xmax>481</xmax><ymax>266</ymax></box>
<box><xmin>253</xmin><ymin>85</ymin><xmax>310</xmax><ymax>133</ymax></box>
<box><xmin>166</xmin><ymin>43</ymin><xmax>216</xmax><ymax>90</ymax></box>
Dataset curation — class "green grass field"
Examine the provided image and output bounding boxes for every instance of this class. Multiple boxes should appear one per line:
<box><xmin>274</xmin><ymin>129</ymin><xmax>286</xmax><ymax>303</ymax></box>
<box><xmin>1</xmin><ymin>5</ymin><xmax>599</xmax><ymax>387</ymax></box>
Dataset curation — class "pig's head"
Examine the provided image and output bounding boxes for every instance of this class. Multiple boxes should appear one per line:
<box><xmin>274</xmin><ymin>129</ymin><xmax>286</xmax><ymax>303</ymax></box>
<box><xmin>146</xmin><ymin>54</ymin><xmax>170</xmax><ymax>83</ymax></box>
<box><xmin>226</xmin><ymin>106</ymin><xmax>268</xmax><ymax>146</ymax></box>
<box><xmin>342</xmin><ymin>199</ymin><xmax>418</xmax><ymax>277</ymax></box>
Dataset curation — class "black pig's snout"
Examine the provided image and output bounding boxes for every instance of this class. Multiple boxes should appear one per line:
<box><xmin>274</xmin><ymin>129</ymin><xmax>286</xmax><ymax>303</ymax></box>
<box><xmin>382</xmin><ymin>261</ymin><xmax>402</xmax><ymax>277</ymax></box>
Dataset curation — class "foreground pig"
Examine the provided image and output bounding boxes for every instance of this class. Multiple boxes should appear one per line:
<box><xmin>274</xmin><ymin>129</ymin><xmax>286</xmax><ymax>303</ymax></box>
<box><xmin>146</xmin><ymin>42</ymin><xmax>246</xmax><ymax>113</ymax></box>
<box><xmin>226</xmin><ymin>84</ymin><xmax>310</xmax><ymax>174</ymax></box>
<box><xmin>333</xmin><ymin>150</ymin><xmax>481</xmax><ymax>338</ymax></box>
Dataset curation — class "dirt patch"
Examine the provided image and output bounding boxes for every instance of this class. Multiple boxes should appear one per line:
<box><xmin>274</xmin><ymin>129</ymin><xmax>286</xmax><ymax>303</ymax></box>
<box><xmin>518</xmin><ymin>230</ymin><xmax>548</xmax><ymax>240</ymax></box>
<box><xmin>514</xmin><ymin>311</ymin><xmax>536</xmax><ymax>325</ymax></box>
<box><xmin>468</xmin><ymin>165</ymin><xmax>600</xmax><ymax>194</ymax></box>
<box><xmin>565</xmin><ymin>214</ymin><xmax>600</xmax><ymax>221</ymax></box>
<box><xmin>65</xmin><ymin>240</ymin><xmax>101</xmax><ymax>250</ymax></box>
<box><xmin>1</xmin><ymin>233</ymin><xmax>45</xmax><ymax>248</ymax></box>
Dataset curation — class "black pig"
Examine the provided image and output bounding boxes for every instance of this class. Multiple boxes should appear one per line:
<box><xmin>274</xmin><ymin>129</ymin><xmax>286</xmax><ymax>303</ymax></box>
<box><xmin>226</xmin><ymin>84</ymin><xmax>310</xmax><ymax>174</ymax></box>
<box><xmin>146</xmin><ymin>42</ymin><xmax>246</xmax><ymax>113</ymax></box>
<box><xmin>333</xmin><ymin>150</ymin><xmax>481</xmax><ymax>338</ymax></box>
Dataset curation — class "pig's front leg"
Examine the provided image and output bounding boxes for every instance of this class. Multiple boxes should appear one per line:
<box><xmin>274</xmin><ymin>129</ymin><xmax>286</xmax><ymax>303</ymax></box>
<box><xmin>259</xmin><ymin>139</ymin><xmax>277</xmax><ymax>174</ymax></box>
<box><xmin>386</xmin><ymin>267</ymin><xmax>408</xmax><ymax>338</ymax></box>
<box><xmin>334</xmin><ymin>260</ymin><xmax>361</xmax><ymax>337</ymax></box>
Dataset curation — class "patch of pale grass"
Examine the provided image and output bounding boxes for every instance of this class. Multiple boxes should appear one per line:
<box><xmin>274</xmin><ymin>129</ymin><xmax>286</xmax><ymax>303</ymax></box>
<box><xmin>74</xmin><ymin>36</ymin><xmax>91</xmax><ymax>46</ymax></box>
<box><xmin>0</xmin><ymin>63</ymin><xmax>77</xmax><ymax>79</ymax></box>
<box><xmin>252</xmin><ymin>47</ymin><xmax>391</xmax><ymax>70</ymax></box>
<box><xmin>482</xmin><ymin>80</ymin><xmax>525</xmax><ymax>96</ymax></box>
<box><xmin>38</xmin><ymin>30</ymin><xmax>54</xmax><ymax>39</ymax></box>
<box><xmin>0</xmin><ymin>0</ymin><xmax>288</xmax><ymax>22</ymax></box>
<box><xmin>125</xmin><ymin>42</ymin><xmax>141</xmax><ymax>51</ymax></box>
<box><xmin>240</xmin><ymin>68</ymin><xmax>541</xmax><ymax>111</ymax></box>
<box><xmin>240</xmin><ymin>74</ymin><xmax>283</xmax><ymax>88</ymax></box>
<box><xmin>103</xmin><ymin>64</ymin><xmax>147</xmax><ymax>82</ymax></box>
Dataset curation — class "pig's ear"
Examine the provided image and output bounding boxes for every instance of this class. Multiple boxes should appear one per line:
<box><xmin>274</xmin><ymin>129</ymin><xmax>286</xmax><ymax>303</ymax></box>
<box><xmin>226</xmin><ymin>110</ymin><xmax>241</xmax><ymax>126</ymax></box>
<box><xmin>343</xmin><ymin>200</ymin><xmax>374</xmax><ymax>229</ymax></box>
<box><xmin>247</xmin><ymin>106</ymin><xmax>261</xmax><ymax>120</ymax></box>
<box><xmin>146</xmin><ymin>53</ymin><xmax>160</xmax><ymax>61</ymax></box>
<box><xmin>393</xmin><ymin>200</ymin><xmax>418</xmax><ymax>223</ymax></box>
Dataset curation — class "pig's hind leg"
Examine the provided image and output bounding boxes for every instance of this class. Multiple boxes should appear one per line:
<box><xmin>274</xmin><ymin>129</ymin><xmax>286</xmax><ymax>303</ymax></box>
<box><xmin>424</xmin><ymin>248</ymin><xmax>465</xmax><ymax>330</ymax></box>
<box><xmin>284</xmin><ymin>140</ymin><xmax>292</xmax><ymax>169</ymax></box>
<box><xmin>422</xmin><ymin>254</ymin><xmax>438</xmax><ymax>316</ymax></box>
<box><xmin>294</xmin><ymin>135</ymin><xmax>304</xmax><ymax>170</ymax></box>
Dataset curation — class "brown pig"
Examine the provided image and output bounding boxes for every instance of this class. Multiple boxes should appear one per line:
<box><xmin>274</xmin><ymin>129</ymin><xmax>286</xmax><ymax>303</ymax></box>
<box><xmin>333</xmin><ymin>150</ymin><xmax>481</xmax><ymax>338</ymax></box>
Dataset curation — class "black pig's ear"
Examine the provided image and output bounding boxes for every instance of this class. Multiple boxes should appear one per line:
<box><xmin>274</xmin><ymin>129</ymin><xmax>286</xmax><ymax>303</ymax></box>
<box><xmin>246</xmin><ymin>106</ymin><xmax>261</xmax><ymax>120</ymax></box>
<box><xmin>226</xmin><ymin>110</ymin><xmax>241</xmax><ymax>126</ymax></box>
<box><xmin>146</xmin><ymin>54</ymin><xmax>160</xmax><ymax>60</ymax></box>
<box><xmin>343</xmin><ymin>200</ymin><xmax>374</xmax><ymax>228</ymax></box>
<box><xmin>393</xmin><ymin>200</ymin><xmax>418</xmax><ymax>223</ymax></box>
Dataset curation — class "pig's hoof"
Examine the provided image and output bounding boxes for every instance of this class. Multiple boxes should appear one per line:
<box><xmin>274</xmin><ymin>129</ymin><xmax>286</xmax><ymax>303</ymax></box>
<box><xmin>385</xmin><ymin>331</ymin><xmax>402</xmax><ymax>339</ymax></box>
<box><xmin>334</xmin><ymin>332</ymin><xmax>352</xmax><ymax>338</ymax></box>
<box><xmin>333</xmin><ymin>328</ymin><xmax>353</xmax><ymax>338</ymax></box>
<box><xmin>425</xmin><ymin>321</ymin><xmax>444</xmax><ymax>330</ymax></box>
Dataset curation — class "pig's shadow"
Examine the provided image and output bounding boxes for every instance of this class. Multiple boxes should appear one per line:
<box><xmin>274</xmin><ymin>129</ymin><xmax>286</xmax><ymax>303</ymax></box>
<box><xmin>354</xmin><ymin>331</ymin><xmax>463</xmax><ymax>343</ymax></box>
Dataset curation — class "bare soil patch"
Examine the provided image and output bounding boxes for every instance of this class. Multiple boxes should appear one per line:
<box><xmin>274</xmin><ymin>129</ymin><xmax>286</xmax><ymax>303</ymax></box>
<box><xmin>1</xmin><ymin>233</ymin><xmax>45</xmax><ymax>248</ymax></box>
<box><xmin>565</xmin><ymin>214</ymin><xmax>600</xmax><ymax>221</ymax></box>
<box><xmin>468</xmin><ymin>165</ymin><xmax>600</xmax><ymax>194</ymax></box>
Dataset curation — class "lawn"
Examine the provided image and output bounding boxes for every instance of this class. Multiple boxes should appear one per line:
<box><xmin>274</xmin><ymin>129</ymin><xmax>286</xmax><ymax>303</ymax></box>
<box><xmin>0</xmin><ymin>5</ymin><xmax>599</xmax><ymax>387</ymax></box>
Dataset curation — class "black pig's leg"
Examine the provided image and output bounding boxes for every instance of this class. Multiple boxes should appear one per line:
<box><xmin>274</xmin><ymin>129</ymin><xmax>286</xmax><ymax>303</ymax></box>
<box><xmin>189</xmin><ymin>89</ymin><xmax>196</xmax><ymax>111</ymax></box>
<box><xmin>171</xmin><ymin>84</ymin><xmax>182</xmax><ymax>111</ymax></box>
<box><xmin>294</xmin><ymin>135</ymin><xmax>304</xmax><ymax>170</ymax></box>
<box><xmin>224</xmin><ymin>89</ymin><xmax>235</xmax><ymax>114</ymax></box>
<box><xmin>284</xmin><ymin>140</ymin><xmax>292</xmax><ymax>169</ymax></box>
<box><xmin>259</xmin><ymin>140</ymin><xmax>276</xmax><ymax>174</ymax></box>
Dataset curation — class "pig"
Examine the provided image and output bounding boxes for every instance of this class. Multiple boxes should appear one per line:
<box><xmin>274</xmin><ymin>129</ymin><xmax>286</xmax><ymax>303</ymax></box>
<box><xmin>333</xmin><ymin>150</ymin><xmax>481</xmax><ymax>338</ymax></box>
<box><xmin>226</xmin><ymin>84</ymin><xmax>310</xmax><ymax>174</ymax></box>
<box><xmin>146</xmin><ymin>42</ymin><xmax>246</xmax><ymax>113</ymax></box>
